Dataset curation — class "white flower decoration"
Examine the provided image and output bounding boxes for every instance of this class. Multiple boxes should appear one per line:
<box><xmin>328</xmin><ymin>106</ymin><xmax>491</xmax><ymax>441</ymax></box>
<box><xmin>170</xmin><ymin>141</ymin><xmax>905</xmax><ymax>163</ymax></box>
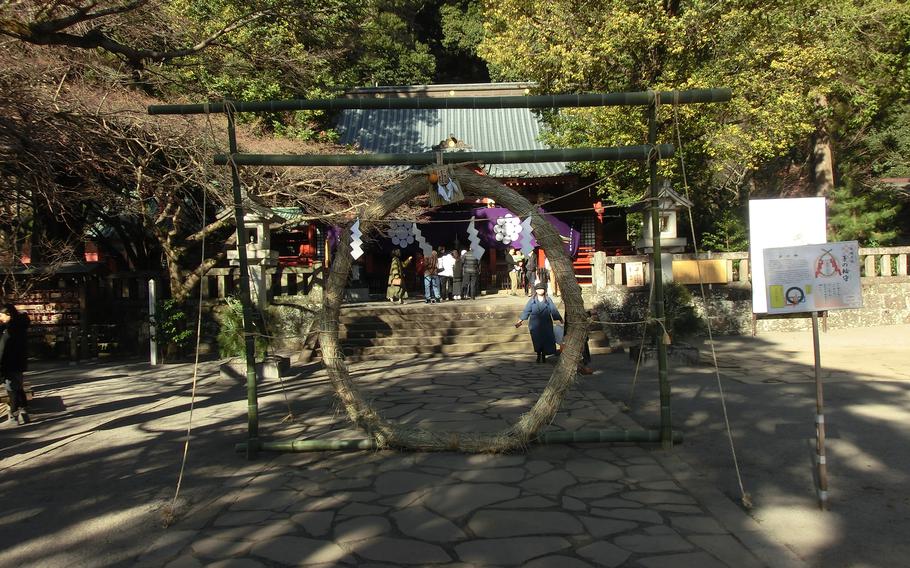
<box><xmin>388</xmin><ymin>221</ymin><xmax>414</xmax><ymax>248</ymax></box>
<box><xmin>493</xmin><ymin>213</ymin><xmax>523</xmax><ymax>245</ymax></box>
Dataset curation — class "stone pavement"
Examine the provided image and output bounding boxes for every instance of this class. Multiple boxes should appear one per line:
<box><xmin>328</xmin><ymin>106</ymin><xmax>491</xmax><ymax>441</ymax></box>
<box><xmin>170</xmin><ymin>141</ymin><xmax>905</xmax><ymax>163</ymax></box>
<box><xmin>595</xmin><ymin>324</ymin><xmax>910</xmax><ymax>568</ymax></box>
<box><xmin>0</xmin><ymin>348</ymin><xmax>802</xmax><ymax>568</ymax></box>
<box><xmin>112</xmin><ymin>353</ymin><xmax>804</xmax><ymax>568</ymax></box>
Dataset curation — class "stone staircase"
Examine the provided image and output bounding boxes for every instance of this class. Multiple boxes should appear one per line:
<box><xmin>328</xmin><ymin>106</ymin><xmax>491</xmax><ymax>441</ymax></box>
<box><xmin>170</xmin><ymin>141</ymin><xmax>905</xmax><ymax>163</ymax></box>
<box><xmin>336</xmin><ymin>298</ymin><xmax>612</xmax><ymax>361</ymax></box>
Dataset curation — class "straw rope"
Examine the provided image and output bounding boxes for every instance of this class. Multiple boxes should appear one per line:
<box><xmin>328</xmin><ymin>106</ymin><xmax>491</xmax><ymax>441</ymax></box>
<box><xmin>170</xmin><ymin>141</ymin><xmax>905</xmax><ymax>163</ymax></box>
<box><xmin>671</xmin><ymin>103</ymin><xmax>751</xmax><ymax>508</ymax></box>
<box><xmin>319</xmin><ymin>168</ymin><xmax>587</xmax><ymax>452</ymax></box>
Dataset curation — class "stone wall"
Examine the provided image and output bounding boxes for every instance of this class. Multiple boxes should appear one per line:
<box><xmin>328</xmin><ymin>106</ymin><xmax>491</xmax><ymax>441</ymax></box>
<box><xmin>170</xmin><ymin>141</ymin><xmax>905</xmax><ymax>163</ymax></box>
<box><xmin>586</xmin><ymin>281</ymin><xmax>910</xmax><ymax>340</ymax></box>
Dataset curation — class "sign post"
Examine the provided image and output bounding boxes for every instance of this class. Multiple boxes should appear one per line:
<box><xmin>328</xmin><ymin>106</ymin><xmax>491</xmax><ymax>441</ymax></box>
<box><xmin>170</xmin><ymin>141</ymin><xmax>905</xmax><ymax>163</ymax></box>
<box><xmin>811</xmin><ymin>311</ymin><xmax>828</xmax><ymax>509</ymax></box>
<box><xmin>762</xmin><ymin>240</ymin><xmax>862</xmax><ymax>509</ymax></box>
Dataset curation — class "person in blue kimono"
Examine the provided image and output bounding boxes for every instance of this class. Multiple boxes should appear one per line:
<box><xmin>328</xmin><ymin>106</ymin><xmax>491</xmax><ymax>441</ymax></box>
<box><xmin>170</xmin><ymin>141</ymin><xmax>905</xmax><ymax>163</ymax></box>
<box><xmin>515</xmin><ymin>282</ymin><xmax>562</xmax><ymax>363</ymax></box>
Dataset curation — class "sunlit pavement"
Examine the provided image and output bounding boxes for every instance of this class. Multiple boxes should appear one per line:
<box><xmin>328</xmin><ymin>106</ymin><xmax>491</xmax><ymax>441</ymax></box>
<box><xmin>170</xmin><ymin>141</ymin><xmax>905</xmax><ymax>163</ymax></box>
<box><xmin>11</xmin><ymin>324</ymin><xmax>904</xmax><ymax>565</ymax></box>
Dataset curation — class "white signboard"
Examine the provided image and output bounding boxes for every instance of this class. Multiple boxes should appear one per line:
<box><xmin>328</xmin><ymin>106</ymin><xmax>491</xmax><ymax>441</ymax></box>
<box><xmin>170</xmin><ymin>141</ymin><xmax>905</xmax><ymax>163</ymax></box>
<box><xmin>763</xmin><ymin>241</ymin><xmax>862</xmax><ymax>314</ymax></box>
<box><xmin>749</xmin><ymin>198</ymin><xmax>827</xmax><ymax>313</ymax></box>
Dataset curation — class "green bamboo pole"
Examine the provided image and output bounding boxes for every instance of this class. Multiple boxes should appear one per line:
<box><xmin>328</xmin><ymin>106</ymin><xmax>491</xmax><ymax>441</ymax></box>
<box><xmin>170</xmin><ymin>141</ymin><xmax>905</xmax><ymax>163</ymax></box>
<box><xmin>233</xmin><ymin>429</ymin><xmax>683</xmax><ymax>453</ymax></box>
<box><xmin>149</xmin><ymin>88</ymin><xmax>731</xmax><ymax>115</ymax></box>
<box><xmin>647</xmin><ymin>96</ymin><xmax>673</xmax><ymax>450</ymax></box>
<box><xmin>226</xmin><ymin>106</ymin><xmax>262</xmax><ymax>460</ymax></box>
<box><xmin>214</xmin><ymin>145</ymin><xmax>674</xmax><ymax>168</ymax></box>
<box><xmin>535</xmin><ymin>429</ymin><xmax>683</xmax><ymax>445</ymax></box>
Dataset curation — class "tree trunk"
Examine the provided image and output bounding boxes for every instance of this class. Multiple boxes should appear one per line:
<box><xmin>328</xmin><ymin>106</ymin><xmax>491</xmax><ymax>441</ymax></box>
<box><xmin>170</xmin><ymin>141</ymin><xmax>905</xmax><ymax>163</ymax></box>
<box><xmin>813</xmin><ymin>95</ymin><xmax>836</xmax><ymax>197</ymax></box>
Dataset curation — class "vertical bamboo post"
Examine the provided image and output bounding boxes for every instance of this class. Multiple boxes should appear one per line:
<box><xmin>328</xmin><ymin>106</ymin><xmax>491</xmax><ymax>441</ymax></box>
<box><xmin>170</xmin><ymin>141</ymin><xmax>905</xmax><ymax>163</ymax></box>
<box><xmin>811</xmin><ymin>311</ymin><xmax>829</xmax><ymax>509</ymax></box>
<box><xmin>226</xmin><ymin>104</ymin><xmax>261</xmax><ymax>459</ymax></box>
<box><xmin>648</xmin><ymin>94</ymin><xmax>673</xmax><ymax>449</ymax></box>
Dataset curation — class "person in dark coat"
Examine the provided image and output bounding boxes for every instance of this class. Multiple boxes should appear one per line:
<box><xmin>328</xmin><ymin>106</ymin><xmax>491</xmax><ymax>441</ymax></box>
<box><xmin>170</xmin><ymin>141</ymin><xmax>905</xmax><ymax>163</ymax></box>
<box><xmin>524</xmin><ymin>250</ymin><xmax>538</xmax><ymax>296</ymax></box>
<box><xmin>451</xmin><ymin>250</ymin><xmax>463</xmax><ymax>300</ymax></box>
<box><xmin>1</xmin><ymin>303</ymin><xmax>30</xmax><ymax>425</ymax></box>
<box><xmin>515</xmin><ymin>282</ymin><xmax>562</xmax><ymax>363</ymax></box>
<box><xmin>461</xmin><ymin>249</ymin><xmax>480</xmax><ymax>300</ymax></box>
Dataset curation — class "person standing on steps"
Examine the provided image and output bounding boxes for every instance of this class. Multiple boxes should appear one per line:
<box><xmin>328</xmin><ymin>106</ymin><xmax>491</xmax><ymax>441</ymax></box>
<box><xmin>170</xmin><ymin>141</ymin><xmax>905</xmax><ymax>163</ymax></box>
<box><xmin>439</xmin><ymin>246</ymin><xmax>455</xmax><ymax>301</ymax></box>
<box><xmin>545</xmin><ymin>255</ymin><xmax>560</xmax><ymax>297</ymax></box>
<box><xmin>423</xmin><ymin>249</ymin><xmax>440</xmax><ymax>303</ymax></box>
<box><xmin>515</xmin><ymin>282</ymin><xmax>562</xmax><ymax>363</ymax></box>
<box><xmin>524</xmin><ymin>249</ymin><xmax>537</xmax><ymax>296</ymax></box>
<box><xmin>386</xmin><ymin>249</ymin><xmax>413</xmax><ymax>304</ymax></box>
<box><xmin>506</xmin><ymin>248</ymin><xmax>523</xmax><ymax>296</ymax></box>
<box><xmin>451</xmin><ymin>249</ymin><xmax>463</xmax><ymax>300</ymax></box>
<box><xmin>1</xmin><ymin>303</ymin><xmax>30</xmax><ymax>426</ymax></box>
<box><xmin>461</xmin><ymin>248</ymin><xmax>480</xmax><ymax>300</ymax></box>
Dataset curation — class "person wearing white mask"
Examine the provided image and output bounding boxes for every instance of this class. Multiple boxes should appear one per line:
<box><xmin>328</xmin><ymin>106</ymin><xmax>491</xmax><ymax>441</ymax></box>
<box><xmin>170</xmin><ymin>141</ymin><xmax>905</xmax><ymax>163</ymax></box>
<box><xmin>514</xmin><ymin>282</ymin><xmax>562</xmax><ymax>363</ymax></box>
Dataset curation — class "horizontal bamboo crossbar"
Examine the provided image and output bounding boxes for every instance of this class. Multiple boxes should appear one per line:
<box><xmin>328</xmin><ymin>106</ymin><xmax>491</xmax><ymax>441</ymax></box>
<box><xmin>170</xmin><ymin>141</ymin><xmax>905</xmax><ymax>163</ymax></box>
<box><xmin>214</xmin><ymin>145</ymin><xmax>675</xmax><ymax>167</ymax></box>
<box><xmin>149</xmin><ymin>88</ymin><xmax>732</xmax><ymax>115</ymax></box>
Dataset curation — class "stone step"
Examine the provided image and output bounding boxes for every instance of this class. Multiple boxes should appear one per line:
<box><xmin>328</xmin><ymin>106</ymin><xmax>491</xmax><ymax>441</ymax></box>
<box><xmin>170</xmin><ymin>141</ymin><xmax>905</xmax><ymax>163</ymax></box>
<box><xmin>339</xmin><ymin>310</ymin><xmax>516</xmax><ymax>325</ymax></box>
<box><xmin>341</xmin><ymin>319</ymin><xmax>605</xmax><ymax>334</ymax></box>
<box><xmin>340</xmin><ymin>331</ymin><xmax>611</xmax><ymax>353</ymax></box>
<box><xmin>340</xmin><ymin>302</ymin><xmax>520</xmax><ymax>318</ymax></box>
<box><xmin>341</xmin><ymin>331</ymin><xmax>527</xmax><ymax>347</ymax></box>
<box><xmin>342</xmin><ymin>340</ymin><xmax>530</xmax><ymax>358</ymax></box>
<box><xmin>340</xmin><ymin>327</ymin><xmax>610</xmax><ymax>345</ymax></box>
<box><xmin>340</xmin><ymin>321</ymin><xmax>516</xmax><ymax>335</ymax></box>
<box><xmin>336</xmin><ymin>343</ymin><xmax>618</xmax><ymax>362</ymax></box>
<box><xmin>339</xmin><ymin>326</ymin><xmax>507</xmax><ymax>339</ymax></box>
<box><xmin>340</xmin><ymin>318</ymin><xmax>516</xmax><ymax>332</ymax></box>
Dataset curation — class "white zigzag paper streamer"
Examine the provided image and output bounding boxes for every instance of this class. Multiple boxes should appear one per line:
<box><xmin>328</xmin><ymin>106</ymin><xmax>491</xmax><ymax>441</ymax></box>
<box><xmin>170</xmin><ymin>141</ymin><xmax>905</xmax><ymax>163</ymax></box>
<box><xmin>519</xmin><ymin>216</ymin><xmax>534</xmax><ymax>256</ymax></box>
<box><xmin>411</xmin><ymin>223</ymin><xmax>433</xmax><ymax>257</ymax></box>
<box><xmin>467</xmin><ymin>216</ymin><xmax>485</xmax><ymax>259</ymax></box>
<box><xmin>350</xmin><ymin>219</ymin><xmax>364</xmax><ymax>260</ymax></box>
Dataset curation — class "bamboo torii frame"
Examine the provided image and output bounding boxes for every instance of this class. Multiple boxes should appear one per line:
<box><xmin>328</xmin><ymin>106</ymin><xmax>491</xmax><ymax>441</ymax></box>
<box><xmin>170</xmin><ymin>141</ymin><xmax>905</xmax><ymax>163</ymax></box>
<box><xmin>148</xmin><ymin>88</ymin><xmax>731</xmax><ymax>456</ymax></box>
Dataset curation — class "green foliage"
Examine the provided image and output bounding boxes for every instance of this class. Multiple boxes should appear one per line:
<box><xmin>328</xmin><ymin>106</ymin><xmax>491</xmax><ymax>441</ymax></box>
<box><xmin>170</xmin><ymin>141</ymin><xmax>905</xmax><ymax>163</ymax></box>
<box><xmin>700</xmin><ymin>211</ymin><xmax>748</xmax><ymax>252</ymax></box>
<box><xmin>440</xmin><ymin>1</ymin><xmax>485</xmax><ymax>55</ymax></box>
<box><xmin>152</xmin><ymin>299</ymin><xmax>195</xmax><ymax>360</ymax></box>
<box><xmin>658</xmin><ymin>282</ymin><xmax>705</xmax><ymax>342</ymax></box>
<box><xmin>828</xmin><ymin>180</ymin><xmax>900</xmax><ymax>246</ymax></box>
<box><xmin>217</xmin><ymin>297</ymin><xmax>269</xmax><ymax>360</ymax></box>
<box><xmin>861</xmin><ymin>102</ymin><xmax>910</xmax><ymax>180</ymax></box>
<box><xmin>478</xmin><ymin>0</ymin><xmax>910</xmax><ymax>239</ymax></box>
<box><xmin>597</xmin><ymin>282</ymin><xmax>705</xmax><ymax>344</ymax></box>
<box><xmin>159</xmin><ymin>0</ymin><xmax>436</xmax><ymax>137</ymax></box>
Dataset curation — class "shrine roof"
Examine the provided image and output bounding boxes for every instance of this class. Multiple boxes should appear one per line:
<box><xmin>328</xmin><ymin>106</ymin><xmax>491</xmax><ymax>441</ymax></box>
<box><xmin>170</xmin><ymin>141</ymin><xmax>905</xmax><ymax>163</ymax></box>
<box><xmin>336</xmin><ymin>83</ymin><xmax>571</xmax><ymax>179</ymax></box>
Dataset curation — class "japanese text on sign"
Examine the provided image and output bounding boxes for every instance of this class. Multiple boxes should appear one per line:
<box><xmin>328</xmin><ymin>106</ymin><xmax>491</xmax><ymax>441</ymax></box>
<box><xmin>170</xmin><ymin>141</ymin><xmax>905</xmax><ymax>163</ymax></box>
<box><xmin>763</xmin><ymin>241</ymin><xmax>862</xmax><ymax>314</ymax></box>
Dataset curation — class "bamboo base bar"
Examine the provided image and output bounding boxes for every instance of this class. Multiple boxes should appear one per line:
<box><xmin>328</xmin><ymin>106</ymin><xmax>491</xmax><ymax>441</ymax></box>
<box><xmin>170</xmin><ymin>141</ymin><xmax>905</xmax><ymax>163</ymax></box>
<box><xmin>234</xmin><ymin>429</ymin><xmax>682</xmax><ymax>454</ymax></box>
<box><xmin>535</xmin><ymin>429</ymin><xmax>683</xmax><ymax>445</ymax></box>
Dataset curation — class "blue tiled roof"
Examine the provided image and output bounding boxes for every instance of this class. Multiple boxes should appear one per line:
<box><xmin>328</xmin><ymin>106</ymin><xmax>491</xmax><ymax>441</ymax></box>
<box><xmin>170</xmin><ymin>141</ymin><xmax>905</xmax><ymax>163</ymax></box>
<box><xmin>336</xmin><ymin>107</ymin><xmax>570</xmax><ymax>178</ymax></box>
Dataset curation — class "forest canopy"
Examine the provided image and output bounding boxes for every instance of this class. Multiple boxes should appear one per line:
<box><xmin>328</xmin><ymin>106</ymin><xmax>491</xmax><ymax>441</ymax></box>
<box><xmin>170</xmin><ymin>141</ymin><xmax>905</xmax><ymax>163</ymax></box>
<box><xmin>1</xmin><ymin>0</ymin><xmax>908</xmax><ymax>295</ymax></box>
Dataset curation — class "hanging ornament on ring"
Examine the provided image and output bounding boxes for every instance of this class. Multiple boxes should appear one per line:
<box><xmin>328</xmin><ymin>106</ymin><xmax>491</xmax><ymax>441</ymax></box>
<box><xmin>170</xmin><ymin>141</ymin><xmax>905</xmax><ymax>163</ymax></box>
<box><xmin>428</xmin><ymin>165</ymin><xmax>464</xmax><ymax>206</ymax></box>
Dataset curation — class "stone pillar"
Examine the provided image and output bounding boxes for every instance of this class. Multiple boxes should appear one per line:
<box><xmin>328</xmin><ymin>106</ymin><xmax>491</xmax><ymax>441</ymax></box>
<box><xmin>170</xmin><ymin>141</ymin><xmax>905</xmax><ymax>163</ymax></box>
<box><xmin>593</xmin><ymin>251</ymin><xmax>608</xmax><ymax>293</ymax></box>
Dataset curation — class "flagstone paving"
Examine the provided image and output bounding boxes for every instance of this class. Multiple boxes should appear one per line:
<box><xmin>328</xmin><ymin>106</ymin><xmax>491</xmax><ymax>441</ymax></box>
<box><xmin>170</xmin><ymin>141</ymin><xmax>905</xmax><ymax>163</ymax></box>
<box><xmin>133</xmin><ymin>353</ymin><xmax>803</xmax><ymax>567</ymax></box>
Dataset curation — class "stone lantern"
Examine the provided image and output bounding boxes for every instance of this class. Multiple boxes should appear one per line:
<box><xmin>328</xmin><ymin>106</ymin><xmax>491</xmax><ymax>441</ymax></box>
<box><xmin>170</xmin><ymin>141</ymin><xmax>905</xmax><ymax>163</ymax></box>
<box><xmin>634</xmin><ymin>179</ymin><xmax>693</xmax><ymax>254</ymax></box>
<box><xmin>223</xmin><ymin>196</ymin><xmax>284</xmax><ymax>312</ymax></box>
